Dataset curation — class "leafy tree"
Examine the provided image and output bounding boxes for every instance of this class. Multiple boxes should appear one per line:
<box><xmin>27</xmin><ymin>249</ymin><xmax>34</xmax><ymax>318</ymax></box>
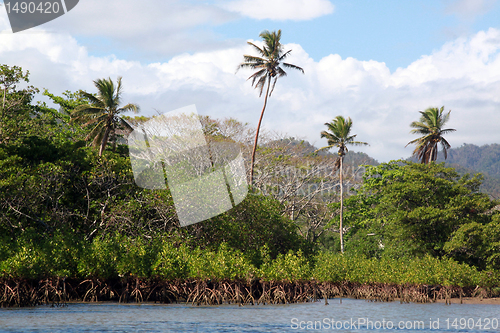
<box><xmin>406</xmin><ymin>106</ymin><xmax>455</xmax><ymax>164</ymax></box>
<box><xmin>444</xmin><ymin>213</ymin><xmax>500</xmax><ymax>270</ymax></box>
<box><xmin>182</xmin><ymin>193</ymin><xmax>314</xmax><ymax>264</ymax></box>
<box><xmin>72</xmin><ymin>77</ymin><xmax>139</xmax><ymax>156</ymax></box>
<box><xmin>316</xmin><ymin>116</ymin><xmax>368</xmax><ymax>253</ymax></box>
<box><xmin>0</xmin><ymin>64</ymin><xmax>39</xmax><ymax>145</ymax></box>
<box><xmin>340</xmin><ymin>161</ymin><xmax>496</xmax><ymax>258</ymax></box>
<box><xmin>238</xmin><ymin>29</ymin><xmax>304</xmax><ymax>184</ymax></box>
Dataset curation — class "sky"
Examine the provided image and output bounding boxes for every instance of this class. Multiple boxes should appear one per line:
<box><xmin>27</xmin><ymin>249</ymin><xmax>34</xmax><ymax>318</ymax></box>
<box><xmin>0</xmin><ymin>0</ymin><xmax>499</xmax><ymax>162</ymax></box>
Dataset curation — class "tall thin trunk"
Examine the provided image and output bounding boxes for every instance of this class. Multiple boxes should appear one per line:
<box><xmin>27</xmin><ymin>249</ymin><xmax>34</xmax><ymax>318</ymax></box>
<box><xmin>250</xmin><ymin>75</ymin><xmax>271</xmax><ymax>185</ymax></box>
<box><xmin>99</xmin><ymin>125</ymin><xmax>112</xmax><ymax>156</ymax></box>
<box><xmin>339</xmin><ymin>155</ymin><xmax>344</xmax><ymax>254</ymax></box>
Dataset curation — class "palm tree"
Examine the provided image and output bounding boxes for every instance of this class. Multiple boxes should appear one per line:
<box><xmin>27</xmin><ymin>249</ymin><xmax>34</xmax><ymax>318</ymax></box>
<box><xmin>406</xmin><ymin>106</ymin><xmax>455</xmax><ymax>164</ymax></box>
<box><xmin>316</xmin><ymin>116</ymin><xmax>368</xmax><ymax>254</ymax></box>
<box><xmin>238</xmin><ymin>29</ymin><xmax>304</xmax><ymax>184</ymax></box>
<box><xmin>72</xmin><ymin>77</ymin><xmax>139</xmax><ymax>156</ymax></box>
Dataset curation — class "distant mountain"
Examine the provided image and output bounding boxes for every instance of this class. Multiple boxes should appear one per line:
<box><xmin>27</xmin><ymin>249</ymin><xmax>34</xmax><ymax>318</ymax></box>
<box><xmin>269</xmin><ymin>138</ymin><xmax>379</xmax><ymax>166</ymax></box>
<box><xmin>436</xmin><ymin>143</ymin><xmax>500</xmax><ymax>179</ymax></box>
<box><xmin>409</xmin><ymin>143</ymin><xmax>500</xmax><ymax>198</ymax></box>
<box><xmin>269</xmin><ymin>139</ymin><xmax>500</xmax><ymax>198</ymax></box>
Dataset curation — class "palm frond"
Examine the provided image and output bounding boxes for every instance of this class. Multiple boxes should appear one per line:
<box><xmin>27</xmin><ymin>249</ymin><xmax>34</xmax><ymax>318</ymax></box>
<box><xmin>315</xmin><ymin>144</ymin><xmax>337</xmax><ymax>153</ymax></box>
<box><xmin>278</xmin><ymin>49</ymin><xmax>292</xmax><ymax>61</ymax></box>
<box><xmin>269</xmin><ymin>76</ymin><xmax>278</xmax><ymax>96</ymax></box>
<box><xmin>79</xmin><ymin>91</ymin><xmax>102</xmax><ymax>107</ymax></box>
<box><xmin>86</xmin><ymin>119</ymin><xmax>106</xmax><ymax>144</ymax></box>
<box><xmin>248</xmin><ymin>68</ymin><xmax>267</xmax><ymax>86</ymax></box>
<box><xmin>256</xmin><ymin>75</ymin><xmax>268</xmax><ymax>97</ymax></box>
<box><xmin>118</xmin><ymin>103</ymin><xmax>140</xmax><ymax>114</ymax></box>
<box><xmin>407</xmin><ymin>106</ymin><xmax>455</xmax><ymax>163</ymax></box>
<box><xmin>238</xmin><ymin>29</ymin><xmax>303</xmax><ymax>100</ymax></box>
<box><xmin>83</xmin><ymin>113</ymin><xmax>108</xmax><ymax>127</ymax></box>
<box><xmin>282</xmin><ymin>62</ymin><xmax>304</xmax><ymax>73</ymax></box>
<box><xmin>119</xmin><ymin>117</ymin><xmax>134</xmax><ymax>132</ymax></box>
<box><xmin>246</xmin><ymin>41</ymin><xmax>265</xmax><ymax>56</ymax></box>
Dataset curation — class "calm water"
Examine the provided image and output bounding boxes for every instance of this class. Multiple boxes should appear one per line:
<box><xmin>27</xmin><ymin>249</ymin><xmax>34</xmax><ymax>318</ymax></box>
<box><xmin>0</xmin><ymin>299</ymin><xmax>499</xmax><ymax>332</ymax></box>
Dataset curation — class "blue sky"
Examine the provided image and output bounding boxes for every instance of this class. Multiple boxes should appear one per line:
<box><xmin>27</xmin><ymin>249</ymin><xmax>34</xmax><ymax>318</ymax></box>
<box><xmin>61</xmin><ymin>0</ymin><xmax>500</xmax><ymax>70</ymax></box>
<box><xmin>1</xmin><ymin>0</ymin><xmax>500</xmax><ymax>162</ymax></box>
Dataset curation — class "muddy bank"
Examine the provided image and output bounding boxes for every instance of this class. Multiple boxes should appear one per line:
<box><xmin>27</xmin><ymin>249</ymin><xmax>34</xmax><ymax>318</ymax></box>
<box><xmin>0</xmin><ymin>277</ymin><xmax>495</xmax><ymax>307</ymax></box>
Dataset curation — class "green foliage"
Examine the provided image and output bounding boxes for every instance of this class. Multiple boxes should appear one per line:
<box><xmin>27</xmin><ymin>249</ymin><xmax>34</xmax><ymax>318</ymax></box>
<box><xmin>0</xmin><ymin>230</ymin><xmax>81</xmax><ymax>278</ymax></box>
<box><xmin>339</xmin><ymin>161</ymin><xmax>496</xmax><ymax>258</ymax></box>
<box><xmin>312</xmin><ymin>252</ymin><xmax>481</xmax><ymax>287</ymax></box>
<box><xmin>0</xmin><ymin>64</ymin><xmax>39</xmax><ymax>145</ymax></box>
<box><xmin>151</xmin><ymin>241</ymin><xmax>192</xmax><ymax>280</ymax></box>
<box><xmin>444</xmin><ymin>213</ymin><xmax>500</xmax><ymax>270</ymax></box>
<box><xmin>259</xmin><ymin>250</ymin><xmax>311</xmax><ymax>282</ymax></box>
<box><xmin>77</xmin><ymin>234</ymin><xmax>161</xmax><ymax>279</ymax></box>
<box><xmin>181</xmin><ymin>193</ymin><xmax>314</xmax><ymax>264</ymax></box>
<box><xmin>0</xmin><ymin>231</ymin><xmax>495</xmax><ymax>289</ymax></box>
<box><xmin>1</xmin><ymin>64</ymin><xmax>499</xmax><ymax>291</ymax></box>
<box><xmin>71</xmin><ymin>77</ymin><xmax>139</xmax><ymax>156</ymax></box>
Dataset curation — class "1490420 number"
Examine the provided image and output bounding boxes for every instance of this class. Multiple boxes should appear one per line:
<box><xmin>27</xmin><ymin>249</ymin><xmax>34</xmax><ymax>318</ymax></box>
<box><xmin>445</xmin><ymin>318</ymin><xmax>499</xmax><ymax>330</ymax></box>
<box><xmin>4</xmin><ymin>2</ymin><xmax>60</xmax><ymax>14</ymax></box>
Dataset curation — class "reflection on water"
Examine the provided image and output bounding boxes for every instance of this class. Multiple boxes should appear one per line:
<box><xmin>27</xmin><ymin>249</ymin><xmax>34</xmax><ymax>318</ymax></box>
<box><xmin>0</xmin><ymin>298</ymin><xmax>499</xmax><ymax>332</ymax></box>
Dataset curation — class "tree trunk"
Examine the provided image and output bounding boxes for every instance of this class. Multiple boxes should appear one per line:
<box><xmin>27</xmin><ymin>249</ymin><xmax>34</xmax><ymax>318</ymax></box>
<box><xmin>99</xmin><ymin>126</ymin><xmax>112</xmax><ymax>156</ymax></box>
<box><xmin>339</xmin><ymin>155</ymin><xmax>344</xmax><ymax>254</ymax></box>
<box><xmin>250</xmin><ymin>76</ymin><xmax>271</xmax><ymax>185</ymax></box>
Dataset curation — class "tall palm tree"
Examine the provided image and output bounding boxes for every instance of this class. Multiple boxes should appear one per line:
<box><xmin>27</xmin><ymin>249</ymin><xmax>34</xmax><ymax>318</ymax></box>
<box><xmin>406</xmin><ymin>106</ymin><xmax>455</xmax><ymax>164</ymax></box>
<box><xmin>238</xmin><ymin>29</ymin><xmax>304</xmax><ymax>184</ymax></box>
<box><xmin>316</xmin><ymin>116</ymin><xmax>368</xmax><ymax>254</ymax></box>
<box><xmin>72</xmin><ymin>77</ymin><xmax>139</xmax><ymax>156</ymax></box>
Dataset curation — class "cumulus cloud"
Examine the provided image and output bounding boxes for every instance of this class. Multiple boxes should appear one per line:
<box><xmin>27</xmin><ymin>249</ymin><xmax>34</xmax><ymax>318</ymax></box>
<box><xmin>1</xmin><ymin>0</ymin><xmax>239</xmax><ymax>59</ymax></box>
<box><xmin>0</xmin><ymin>21</ymin><xmax>499</xmax><ymax>162</ymax></box>
<box><xmin>221</xmin><ymin>0</ymin><xmax>334</xmax><ymax>20</ymax></box>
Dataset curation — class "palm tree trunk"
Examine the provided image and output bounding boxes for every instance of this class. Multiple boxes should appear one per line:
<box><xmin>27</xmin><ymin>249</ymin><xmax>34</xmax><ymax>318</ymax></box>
<box><xmin>339</xmin><ymin>155</ymin><xmax>344</xmax><ymax>254</ymax></box>
<box><xmin>250</xmin><ymin>75</ymin><xmax>271</xmax><ymax>185</ymax></box>
<box><xmin>99</xmin><ymin>126</ymin><xmax>112</xmax><ymax>156</ymax></box>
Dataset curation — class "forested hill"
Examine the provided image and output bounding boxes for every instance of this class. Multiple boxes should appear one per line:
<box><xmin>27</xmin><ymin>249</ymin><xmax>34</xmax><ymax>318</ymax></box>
<box><xmin>435</xmin><ymin>143</ymin><xmax>500</xmax><ymax>179</ymax></box>
<box><xmin>272</xmin><ymin>138</ymin><xmax>379</xmax><ymax>166</ymax></box>
<box><xmin>269</xmin><ymin>138</ymin><xmax>499</xmax><ymax>197</ymax></box>
<box><xmin>408</xmin><ymin>143</ymin><xmax>500</xmax><ymax>198</ymax></box>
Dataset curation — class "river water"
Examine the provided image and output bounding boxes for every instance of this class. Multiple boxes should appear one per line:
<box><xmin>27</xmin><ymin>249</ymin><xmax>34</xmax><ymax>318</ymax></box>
<box><xmin>0</xmin><ymin>298</ymin><xmax>499</xmax><ymax>332</ymax></box>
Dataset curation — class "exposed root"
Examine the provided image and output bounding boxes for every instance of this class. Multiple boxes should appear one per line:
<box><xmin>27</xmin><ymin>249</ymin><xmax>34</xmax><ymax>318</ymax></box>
<box><xmin>0</xmin><ymin>277</ymin><xmax>489</xmax><ymax>307</ymax></box>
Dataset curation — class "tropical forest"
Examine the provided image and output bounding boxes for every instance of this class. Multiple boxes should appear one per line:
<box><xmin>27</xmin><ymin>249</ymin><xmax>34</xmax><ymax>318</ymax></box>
<box><xmin>1</xmin><ymin>30</ymin><xmax>500</xmax><ymax>308</ymax></box>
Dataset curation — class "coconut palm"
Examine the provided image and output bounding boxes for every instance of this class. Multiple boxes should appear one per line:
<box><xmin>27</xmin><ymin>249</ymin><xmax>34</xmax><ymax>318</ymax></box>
<box><xmin>238</xmin><ymin>29</ymin><xmax>304</xmax><ymax>184</ymax></box>
<box><xmin>316</xmin><ymin>116</ymin><xmax>368</xmax><ymax>254</ymax></box>
<box><xmin>72</xmin><ymin>77</ymin><xmax>139</xmax><ymax>156</ymax></box>
<box><xmin>406</xmin><ymin>106</ymin><xmax>455</xmax><ymax>164</ymax></box>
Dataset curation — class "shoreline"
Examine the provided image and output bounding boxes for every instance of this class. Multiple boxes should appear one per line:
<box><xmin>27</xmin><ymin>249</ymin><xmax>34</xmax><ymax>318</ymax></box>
<box><xmin>1</xmin><ymin>277</ymin><xmax>498</xmax><ymax>308</ymax></box>
<box><xmin>433</xmin><ymin>297</ymin><xmax>500</xmax><ymax>305</ymax></box>
<box><xmin>16</xmin><ymin>296</ymin><xmax>500</xmax><ymax>307</ymax></box>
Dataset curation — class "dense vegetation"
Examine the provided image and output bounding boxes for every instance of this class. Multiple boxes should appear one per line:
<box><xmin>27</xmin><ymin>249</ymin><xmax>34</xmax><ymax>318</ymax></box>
<box><xmin>1</xmin><ymin>232</ymin><xmax>497</xmax><ymax>289</ymax></box>
<box><xmin>1</xmin><ymin>64</ymin><xmax>499</xmax><ymax>307</ymax></box>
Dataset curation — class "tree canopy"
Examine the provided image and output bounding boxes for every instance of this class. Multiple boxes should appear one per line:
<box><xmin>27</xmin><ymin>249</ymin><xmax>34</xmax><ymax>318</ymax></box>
<box><xmin>339</xmin><ymin>161</ymin><xmax>498</xmax><ymax>259</ymax></box>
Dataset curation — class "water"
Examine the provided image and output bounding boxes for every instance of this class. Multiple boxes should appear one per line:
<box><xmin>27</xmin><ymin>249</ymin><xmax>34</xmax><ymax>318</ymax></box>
<box><xmin>0</xmin><ymin>299</ymin><xmax>499</xmax><ymax>332</ymax></box>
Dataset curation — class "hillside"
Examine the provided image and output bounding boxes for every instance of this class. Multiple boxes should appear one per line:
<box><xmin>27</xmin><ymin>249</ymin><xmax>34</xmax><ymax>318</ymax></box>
<box><xmin>409</xmin><ymin>143</ymin><xmax>500</xmax><ymax>198</ymax></box>
<box><xmin>436</xmin><ymin>143</ymin><xmax>500</xmax><ymax>178</ymax></box>
<box><xmin>271</xmin><ymin>138</ymin><xmax>379</xmax><ymax>166</ymax></box>
<box><xmin>268</xmin><ymin>139</ymin><xmax>499</xmax><ymax>197</ymax></box>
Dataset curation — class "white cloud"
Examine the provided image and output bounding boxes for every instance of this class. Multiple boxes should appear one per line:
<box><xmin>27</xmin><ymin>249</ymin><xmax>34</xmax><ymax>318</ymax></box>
<box><xmin>1</xmin><ymin>0</ymin><xmax>239</xmax><ymax>58</ymax></box>
<box><xmin>1</xmin><ymin>22</ymin><xmax>499</xmax><ymax>163</ymax></box>
<box><xmin>221</xmin><ymin>0</ymin><xmax>334</xmax><ymax>20</ymax></box>
<box><xmin>444</xmin><ymin>0</ymin><xmax>498</xmax><ymax>20</ymax></box>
